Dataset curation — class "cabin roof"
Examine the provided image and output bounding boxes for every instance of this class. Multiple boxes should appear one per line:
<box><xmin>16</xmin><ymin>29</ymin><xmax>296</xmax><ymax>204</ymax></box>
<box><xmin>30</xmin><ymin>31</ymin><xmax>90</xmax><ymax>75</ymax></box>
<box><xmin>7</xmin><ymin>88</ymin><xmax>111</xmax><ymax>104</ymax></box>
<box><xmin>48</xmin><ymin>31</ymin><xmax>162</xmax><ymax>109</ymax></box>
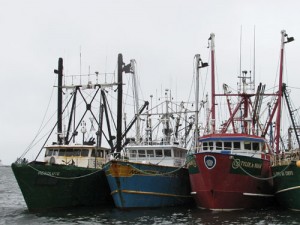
<box><xmin>199</xmin><ymin>133</ymin><xmax>266</xmax><ymax>142</ymax></box>
<box><xmin>45</xmin><ymin>145</ymin><xmax>109</xmax><ymax>150</ymax></box>
<box><xmin>125</xmin><ymin>145</ymin><xmax>188</xmax><ymax>151</ymax></box>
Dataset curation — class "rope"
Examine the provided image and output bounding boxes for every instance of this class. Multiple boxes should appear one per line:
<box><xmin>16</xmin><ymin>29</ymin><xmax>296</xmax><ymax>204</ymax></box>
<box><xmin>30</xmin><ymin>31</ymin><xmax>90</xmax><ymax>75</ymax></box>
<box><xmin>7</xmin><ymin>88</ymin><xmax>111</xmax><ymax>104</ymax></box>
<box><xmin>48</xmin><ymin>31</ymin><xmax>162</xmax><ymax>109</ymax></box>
<box><xmin>18</xmin><ymin>77</ymin><xmax>57</xmax><ymax>161</ymax></box>
<box><xmin>232</xmin><ymin>157</ymin><xmax>291</xmax><ymax>180</ymax></box>
<box><xmin>126</xmin><ymin>163</ymin><xmax>185</xmax><ymax>176</ymax></box>
<box><xmin>27</xmin><ymin>164</ymin><xmax>102</xmax><ymax>180</ymax></box>
<box><xmin>123</xmin><ymin>156</ymin><xmax>195</xmax><ymax>176</ymax></box>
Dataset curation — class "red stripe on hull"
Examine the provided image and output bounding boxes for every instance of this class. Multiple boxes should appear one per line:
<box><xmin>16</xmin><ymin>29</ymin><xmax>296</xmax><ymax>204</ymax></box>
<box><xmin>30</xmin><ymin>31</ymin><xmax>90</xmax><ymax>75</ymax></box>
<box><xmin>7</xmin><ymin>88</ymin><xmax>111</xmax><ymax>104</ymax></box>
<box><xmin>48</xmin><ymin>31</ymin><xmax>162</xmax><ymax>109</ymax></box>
<box><xmin>189</xmin><ymin>153</ymin><xmax>274</xmax><ymax>210</ymax></box>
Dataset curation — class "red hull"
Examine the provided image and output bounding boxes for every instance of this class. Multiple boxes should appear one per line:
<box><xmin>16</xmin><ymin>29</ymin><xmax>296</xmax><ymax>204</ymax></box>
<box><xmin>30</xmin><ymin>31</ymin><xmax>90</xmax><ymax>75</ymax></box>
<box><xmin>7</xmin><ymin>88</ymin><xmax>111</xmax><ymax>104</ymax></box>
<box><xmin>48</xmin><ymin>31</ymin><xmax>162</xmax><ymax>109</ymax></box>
<box><xmin>188</xmin><ymin>153</ymin><xmax>274</xmax><ymax>210</ymax></box>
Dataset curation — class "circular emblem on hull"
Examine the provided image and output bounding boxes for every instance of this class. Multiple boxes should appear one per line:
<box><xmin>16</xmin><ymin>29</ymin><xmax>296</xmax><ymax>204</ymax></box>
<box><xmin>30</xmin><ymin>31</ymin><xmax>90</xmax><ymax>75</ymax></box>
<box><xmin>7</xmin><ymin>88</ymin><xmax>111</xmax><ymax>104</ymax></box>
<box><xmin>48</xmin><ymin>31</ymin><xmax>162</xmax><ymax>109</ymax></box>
<box><xmin>231</xmin><ymin>158</ymin><xmax>240</xmax><ymax>169</ymax></box>
<box><xmin>204</xmin><ymin>155</ymin><xmax>216</xmax><ymax>169</ymax></box>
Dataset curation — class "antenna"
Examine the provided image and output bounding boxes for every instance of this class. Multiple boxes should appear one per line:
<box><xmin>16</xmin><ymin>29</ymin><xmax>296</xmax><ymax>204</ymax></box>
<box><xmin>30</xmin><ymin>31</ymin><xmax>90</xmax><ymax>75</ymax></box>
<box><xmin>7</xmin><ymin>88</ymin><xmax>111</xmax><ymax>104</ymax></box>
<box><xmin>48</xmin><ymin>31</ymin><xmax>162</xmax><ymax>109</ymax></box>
<box><xmin>253</xmin><ymin>26</ymin><xmax>256</xmax><ymax>89</ymax></box>
<box><xmin>80</xmin><ymin>46</ymin><xmax>82</xmax><ymax>85</ymax></box>
<box><xmin>88</xmin><ymin>65</ymin><xmax>90</xmax><ymax>83</ymax></box>
<box><xmin>105</xmin><ymin>55</ymin><xmax>108</xmax><ymax>83</ymax></box>
<box><xmin>240</xmin><ymin>26</ymin><xmax>242</xmax><ymax>78</ymax></box>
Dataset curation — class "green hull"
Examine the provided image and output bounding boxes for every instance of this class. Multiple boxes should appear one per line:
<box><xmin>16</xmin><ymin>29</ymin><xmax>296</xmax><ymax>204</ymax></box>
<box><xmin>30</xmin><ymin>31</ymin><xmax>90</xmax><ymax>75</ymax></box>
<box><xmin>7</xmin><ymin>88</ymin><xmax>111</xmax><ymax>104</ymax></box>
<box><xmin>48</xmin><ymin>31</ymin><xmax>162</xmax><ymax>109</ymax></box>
<box><xmin>11</xmin><ymin>162</ymin><xmax>113</xmax><ymax>212</ymax></box>
<box><xmin>272</xmin><ymin>162</ymin><xmax>300</xmax><ymax>210</ymax></box>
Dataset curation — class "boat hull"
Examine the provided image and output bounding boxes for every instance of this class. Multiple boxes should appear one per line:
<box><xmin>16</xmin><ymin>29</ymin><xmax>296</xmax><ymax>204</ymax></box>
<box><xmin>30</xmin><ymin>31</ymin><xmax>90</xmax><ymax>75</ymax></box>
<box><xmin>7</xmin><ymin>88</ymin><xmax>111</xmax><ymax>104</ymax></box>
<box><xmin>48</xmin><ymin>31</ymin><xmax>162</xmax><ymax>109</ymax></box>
<box><xmin>188</xmin><ymin>153</ymin><xmax>274</xmax><ymax>210</ymax></box>
<box><xmin>11</xmin><ymin>162</ymin><xmax>113</xmax><ymax>212</ymax></box>
<box><xmin>103</xmin><ymin>160</ymin><xmax>193</xmax><ymax>208</ymax></box>
<box><xmin>272</xmin><ymin>162</ymin><xmax>300</xmax><ymax>210</ymax></box>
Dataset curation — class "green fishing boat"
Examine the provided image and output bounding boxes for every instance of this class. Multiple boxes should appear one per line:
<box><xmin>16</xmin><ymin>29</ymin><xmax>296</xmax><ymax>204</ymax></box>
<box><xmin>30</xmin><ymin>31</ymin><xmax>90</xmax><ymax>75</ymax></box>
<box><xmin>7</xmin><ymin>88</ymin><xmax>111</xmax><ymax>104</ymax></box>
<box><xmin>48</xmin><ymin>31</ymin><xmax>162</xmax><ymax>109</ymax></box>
<box><xmin>11</xmin><ymin>57</ymin><xmax>119</xmax><ymax>211</ymax></box>
<box><xmin>270</xmin><ymin>30</ymin><xmax>300</xmax><ymax>210</ymax></box>
<box><xmin>272</xmin><ymin>160</ymin><xmax>300</xmax><ymax>210</ymax></box>
<box><xmin>12</xmin><ymin>151</ymin><xmax>112</xmax><ymax>211</ymax></box>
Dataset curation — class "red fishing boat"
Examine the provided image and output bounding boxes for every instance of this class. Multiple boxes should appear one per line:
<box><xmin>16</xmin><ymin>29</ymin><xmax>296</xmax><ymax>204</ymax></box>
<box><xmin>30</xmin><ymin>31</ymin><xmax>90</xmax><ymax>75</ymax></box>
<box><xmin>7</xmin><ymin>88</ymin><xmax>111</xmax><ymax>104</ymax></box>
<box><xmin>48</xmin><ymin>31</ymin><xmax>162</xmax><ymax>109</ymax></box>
<box><xmin>187</xmin><ymin>31</ymin><xmax>293</xmax><ymax>210</ymax></box>
<box><xmin>188</xmin><ymin>133</ymin><xmax>273</xmax><ymax>210</ymax></box>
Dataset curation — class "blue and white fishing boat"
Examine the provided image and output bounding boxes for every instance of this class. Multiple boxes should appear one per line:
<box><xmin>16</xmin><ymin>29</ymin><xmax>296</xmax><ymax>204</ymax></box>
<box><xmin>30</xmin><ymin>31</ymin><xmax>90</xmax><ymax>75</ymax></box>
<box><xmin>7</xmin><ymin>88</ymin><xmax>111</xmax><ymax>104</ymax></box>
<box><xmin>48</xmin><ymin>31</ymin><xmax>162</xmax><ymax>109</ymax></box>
<box><xmin>103</xmin><ymin>59</ymin><xmax>194</xmax><ymax>208</ymax></box>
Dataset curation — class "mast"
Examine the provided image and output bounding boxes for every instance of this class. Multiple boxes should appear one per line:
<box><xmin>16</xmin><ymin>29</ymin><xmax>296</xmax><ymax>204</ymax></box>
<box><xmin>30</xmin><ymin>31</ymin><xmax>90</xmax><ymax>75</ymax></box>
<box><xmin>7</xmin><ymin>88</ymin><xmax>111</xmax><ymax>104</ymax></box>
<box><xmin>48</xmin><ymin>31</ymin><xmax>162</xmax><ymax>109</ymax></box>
<box><xmin>274</xmin><ymin>31</ymin><xmax>285</xmax><ymax>153</ymax></box>
<box><xmin>195</xmin><ymin>54</ymin><xmax>200</xmax><ymax>150</ymax></box>
<box><xmin>209</xmin><ymin>33</ymin><xmax>216</xmax><ymax>133</ymax></box>
<box><xmin>115</xmin><ymin>54</ymin><xmax>132</xmax><ymax>155</ymax></box>
<box><xmin>54</xmin><ymin>58</ymin><xmax>63</xmax><ymax>145</ymax></box>
<box><xmin>275</xmin><ymin>30</ymin><xmax>294</xmax><ymax>154</ymax></box>
<box><xmin>131</xmin><ymin>59</ymin><xmax>141</xmax><ymax>144</ymax></box>
<box><xmin>195</xmin><ymin>54</ymin><xmax>208</xmax><ymax>151</ymax></box>
<box><xmin>97</xmin><ymin>90</ymin><xmax>104</xmax><ymax>147</ymax></box>
<box><xmin>166</xmin><ymin>90</ymin><xmax>171</xmax><ymax>143</ymax></box>
<box><xmin>116</xmin><ymin>54</ymin><xmax>123</xmax><ymax>154</ymax></box>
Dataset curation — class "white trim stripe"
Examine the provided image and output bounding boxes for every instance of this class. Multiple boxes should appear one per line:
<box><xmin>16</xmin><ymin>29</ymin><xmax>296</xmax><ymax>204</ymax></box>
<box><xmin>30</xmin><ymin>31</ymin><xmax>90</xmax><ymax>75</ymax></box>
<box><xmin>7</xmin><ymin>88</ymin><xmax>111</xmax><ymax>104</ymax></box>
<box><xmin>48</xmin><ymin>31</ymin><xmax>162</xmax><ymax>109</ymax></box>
<box><xmin>276</xmin><ymin>185</ymin><xmax>300</xmax><ymax>194</ymax></box>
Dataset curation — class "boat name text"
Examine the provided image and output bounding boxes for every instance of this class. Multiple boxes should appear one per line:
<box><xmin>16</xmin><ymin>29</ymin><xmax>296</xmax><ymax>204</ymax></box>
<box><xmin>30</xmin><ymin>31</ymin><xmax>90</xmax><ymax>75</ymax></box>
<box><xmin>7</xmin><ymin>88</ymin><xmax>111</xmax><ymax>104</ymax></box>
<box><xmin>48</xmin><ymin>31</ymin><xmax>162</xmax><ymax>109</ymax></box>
<box><xmin>232</xmin><ymin>158</ymin><xmax>262</xmax><ymax>170</ymax></box>
<box><xmin>38</xmin><ymin>171</ymin><xmax>60</xmax><ymax>176</ymax></box>
<box><xmin>273</xmin><ymin>170</ymin><xmax>294</xmax><ymax>177</ymax></box>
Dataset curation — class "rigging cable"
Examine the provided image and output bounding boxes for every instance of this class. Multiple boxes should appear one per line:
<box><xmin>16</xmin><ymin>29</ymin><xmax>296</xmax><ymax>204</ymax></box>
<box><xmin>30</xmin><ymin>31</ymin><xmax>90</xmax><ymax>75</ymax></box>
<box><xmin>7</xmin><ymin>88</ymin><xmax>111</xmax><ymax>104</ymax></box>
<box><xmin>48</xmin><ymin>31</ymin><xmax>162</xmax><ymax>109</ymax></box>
<box><xmin>18</xmin><ymin>76</ymin><xmax>57</xmax><ymax>161</ymax></box>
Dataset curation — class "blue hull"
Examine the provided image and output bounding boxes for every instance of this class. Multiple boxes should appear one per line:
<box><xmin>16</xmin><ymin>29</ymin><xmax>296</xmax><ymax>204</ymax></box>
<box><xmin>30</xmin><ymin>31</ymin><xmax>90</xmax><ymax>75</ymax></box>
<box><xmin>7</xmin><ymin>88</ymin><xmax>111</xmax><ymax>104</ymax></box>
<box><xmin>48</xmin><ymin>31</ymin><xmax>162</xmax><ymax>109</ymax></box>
<box><xmin>103</xmin><ymin>160</ymin><xmax>193</xmax><ymax>208</ymax></box>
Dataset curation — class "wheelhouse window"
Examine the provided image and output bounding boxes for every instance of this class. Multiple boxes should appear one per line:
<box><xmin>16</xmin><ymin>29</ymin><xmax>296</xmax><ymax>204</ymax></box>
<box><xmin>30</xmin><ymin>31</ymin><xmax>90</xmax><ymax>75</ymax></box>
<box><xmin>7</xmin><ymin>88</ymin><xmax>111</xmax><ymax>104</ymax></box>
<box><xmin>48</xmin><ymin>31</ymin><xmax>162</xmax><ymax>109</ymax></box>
<box><xmin>216</xmin><ymin>142</ymin><xmax>223</xmax><ymax>150</ymax></box>
<box><xmin>233</xmin><ymin>142</ymin><xmax>241</xmax><ymax>150</ymax></box>
<box><xmin>147</xmin><ymin>150</ymin><xmax>154</xmax><ymax>157</ymax></box>
<box><xmin>53</xmin><ymin>149</ymin><xmax>59</xmax><ymax>156</ymax></box>
<box><xmin>46</xmin><ymin>149</ymin><xmax>53</xmax><ymax>156</ymax></box>
<box><xmin>91</xmin><ymin>149</ymin><xmax>104</xmax><ymax>157</ymax></box>
<box><xmin>129</xmin><ymin>150</ymin><xmax>137</xmax><ymax>158</ymax></box>
<box><xmin>65</xmin><ymin>149</ymin><xmax>74</xmax><ymax>156</ymax></box>
<box><xmin>164</xmin><ymin>149</ymin><xmax>172</xmax><ymax>157</ymax></box>
<box><xmin>252</xmin><ymin>142</ymin><xmax>260</xmax><ymax>151</ymax></box>
<box><xmin>138</xmin><ymin>150</ymin><xmax>146</xmax><ymax>157</ymax></box>
<box><xmin>73</xmin><ymin>149</ymin><xmax>81</xmax><ymax>156</ymax></box>
<box><xmin>91</xmin><ymin>150</ymin><xmax>96</xmax><ymax>157</ymax></box>
<box><xmin>58</xmin><ymin>149</ymin><xmax>66</xmax><ymax>156</ymax></box>
<box><xmin>202</xmin><ymin>142</ymin><xmax>214</xmax><ymax>150</ymax></box>
<box><xmin>244</xmin><ymin>142</ymin><xmax>251</xmax><ymax>150</ymax></box>
<box><xmin>155</xmin><ymin>149</ymin><xmax>163</xmax><ymax>157</ymax></box>
<box><xmin>224</xmin><ymin>142</ymin><xmax>232</xmax><ymax>151</ymax></box>
<box><xmin>81</xmin><ymin>149</ymin><xmax>89</xmax><ymax>157</ymax></box>
<box><xmin>202</xmin><ymin>142</ymin><xmax>208</xmax><ymax>151</ymax></box>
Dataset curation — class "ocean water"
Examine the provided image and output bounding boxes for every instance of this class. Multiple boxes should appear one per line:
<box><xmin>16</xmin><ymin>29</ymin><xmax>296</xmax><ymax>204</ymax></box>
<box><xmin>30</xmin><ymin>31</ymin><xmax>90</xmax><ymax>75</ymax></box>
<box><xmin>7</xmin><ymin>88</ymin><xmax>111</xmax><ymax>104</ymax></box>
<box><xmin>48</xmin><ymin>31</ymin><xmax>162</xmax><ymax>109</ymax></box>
<box><xmin>1</xmin><ymin>167</ymin><xmax>300</xmax><ymax>225</ymax></box>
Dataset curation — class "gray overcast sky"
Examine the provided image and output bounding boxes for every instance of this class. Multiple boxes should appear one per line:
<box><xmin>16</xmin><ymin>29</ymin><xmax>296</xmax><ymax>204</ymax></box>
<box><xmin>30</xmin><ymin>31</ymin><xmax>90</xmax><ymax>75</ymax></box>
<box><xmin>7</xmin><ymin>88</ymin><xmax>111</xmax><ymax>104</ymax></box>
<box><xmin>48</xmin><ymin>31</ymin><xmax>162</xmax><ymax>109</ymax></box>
<box><xmin>1</xmin><ymin>0</ymin><xmax>300</xmax><ymax>165</ymax></box>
